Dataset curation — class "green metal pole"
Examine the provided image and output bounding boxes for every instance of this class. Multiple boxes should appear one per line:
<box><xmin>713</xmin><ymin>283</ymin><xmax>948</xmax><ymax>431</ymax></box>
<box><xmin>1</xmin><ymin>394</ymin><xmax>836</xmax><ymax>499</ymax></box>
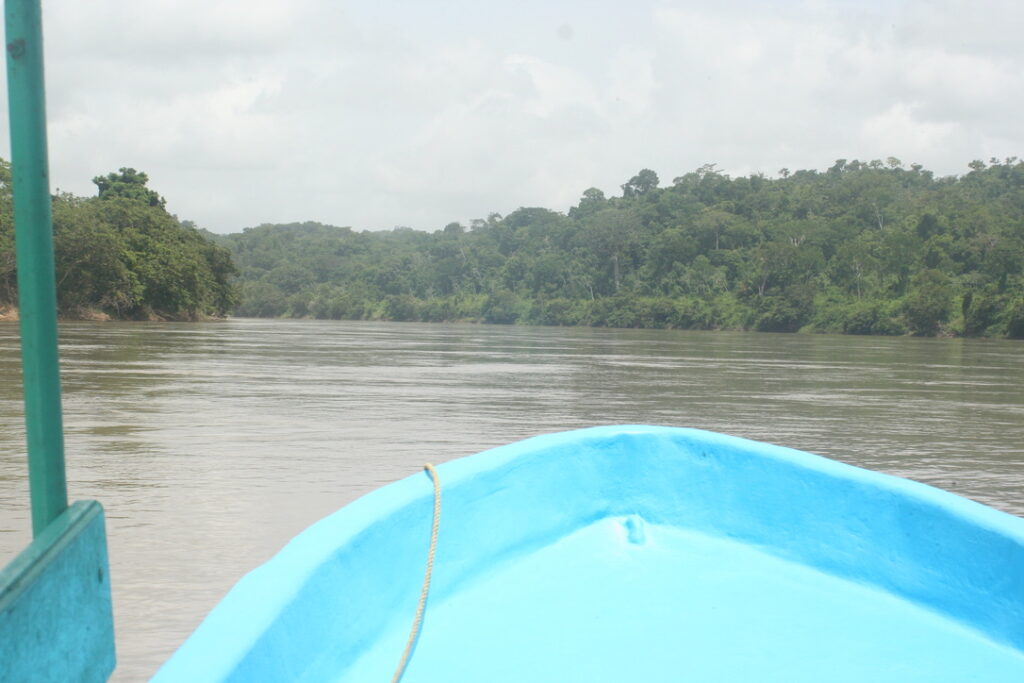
<box><xmin>5</xmin><ymin>0</ymin><xmax>68</xmax><ymax>536</ymax></box>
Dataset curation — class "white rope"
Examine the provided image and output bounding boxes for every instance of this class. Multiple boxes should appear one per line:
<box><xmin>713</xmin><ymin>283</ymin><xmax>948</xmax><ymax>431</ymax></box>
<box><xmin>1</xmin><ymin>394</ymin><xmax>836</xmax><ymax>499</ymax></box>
<box><xmin>390</xmin><ymin>463</ymin><xmax>441</xmax><ymax>683</ymax></box>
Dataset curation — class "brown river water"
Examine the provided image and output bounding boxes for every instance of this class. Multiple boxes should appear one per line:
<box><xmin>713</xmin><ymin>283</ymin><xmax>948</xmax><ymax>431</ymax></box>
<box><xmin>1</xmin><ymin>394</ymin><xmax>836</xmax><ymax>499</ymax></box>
<box><xmin>1</xmin><ymin>318</ymin><xmax>1022</xmax><ymax>679</ymax></box>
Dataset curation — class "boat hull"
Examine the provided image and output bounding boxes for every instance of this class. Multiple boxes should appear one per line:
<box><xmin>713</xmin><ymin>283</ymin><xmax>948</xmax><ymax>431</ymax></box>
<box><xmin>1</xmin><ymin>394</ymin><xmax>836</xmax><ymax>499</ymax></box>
<box><xmin>155</xmin><ymin>426</ymin><xmax>1024</xmax><ymax>681</ymax></box>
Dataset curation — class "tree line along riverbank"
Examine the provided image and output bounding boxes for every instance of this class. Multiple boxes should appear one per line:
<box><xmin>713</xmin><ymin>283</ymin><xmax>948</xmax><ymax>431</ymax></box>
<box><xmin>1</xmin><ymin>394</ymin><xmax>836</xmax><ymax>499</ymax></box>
<box><xmin>216</xmin><ymin>158</ymin><xmax>1024</xmax><ymax>338</ymax></box>
<box><xmin>0</xmin><ymin>162</ymin><xmax>236</xmax><ymax>321</ymax></box>
<box><xmin>1</xmin><ymin>157</ymin><xmax>1022</xmax><ymax>337</ymax></box>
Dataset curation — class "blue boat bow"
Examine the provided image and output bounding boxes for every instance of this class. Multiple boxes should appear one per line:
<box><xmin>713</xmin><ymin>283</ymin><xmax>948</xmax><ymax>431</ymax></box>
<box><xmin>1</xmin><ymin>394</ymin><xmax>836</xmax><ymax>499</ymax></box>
<box><xmin>156</xmin><ymin>425</ymin><xmax>1024</xmax><ymax>682</ymax></box>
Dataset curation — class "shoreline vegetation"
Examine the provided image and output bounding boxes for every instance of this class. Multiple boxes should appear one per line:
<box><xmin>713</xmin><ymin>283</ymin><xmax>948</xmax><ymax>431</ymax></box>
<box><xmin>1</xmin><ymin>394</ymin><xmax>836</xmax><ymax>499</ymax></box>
<box><xmin>2</xmin><ymin>158</ymin><xmax>1023</xmax><ymax>338</ymax></box>
<box><xmin>0</xmin><ymin>162</ymin><xmax>237</xmax><ymax>323</ymax></box>
<box><xmin>219</xmin><ymin>158</ymin><xmax>1024</xmax><ymax>339</ymax></box>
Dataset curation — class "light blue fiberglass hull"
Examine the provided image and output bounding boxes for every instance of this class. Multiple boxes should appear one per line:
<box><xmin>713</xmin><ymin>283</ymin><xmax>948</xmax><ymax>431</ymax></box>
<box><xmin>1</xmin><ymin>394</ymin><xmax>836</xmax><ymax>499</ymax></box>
<box><xmin>156</xmin><ymin>426</ymin><xmax>1024</xmax><ymax>682</ymax></box>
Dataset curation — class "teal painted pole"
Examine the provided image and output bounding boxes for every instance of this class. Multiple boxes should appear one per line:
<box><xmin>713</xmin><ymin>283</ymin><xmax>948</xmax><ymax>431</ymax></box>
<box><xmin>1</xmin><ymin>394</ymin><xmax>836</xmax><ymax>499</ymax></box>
<box><xmin>4</xmin><ymin>0</ymin><xmax>68</xmax><ymax>536</ymax></box>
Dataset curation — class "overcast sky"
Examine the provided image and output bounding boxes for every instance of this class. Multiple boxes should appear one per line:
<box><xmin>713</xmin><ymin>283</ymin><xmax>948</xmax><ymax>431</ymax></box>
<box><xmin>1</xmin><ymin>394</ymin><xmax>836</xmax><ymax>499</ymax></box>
<box><xmin>2</xmin><ymin>0</ymin><xmax>1021</xmax><ymax>234</ymax></box>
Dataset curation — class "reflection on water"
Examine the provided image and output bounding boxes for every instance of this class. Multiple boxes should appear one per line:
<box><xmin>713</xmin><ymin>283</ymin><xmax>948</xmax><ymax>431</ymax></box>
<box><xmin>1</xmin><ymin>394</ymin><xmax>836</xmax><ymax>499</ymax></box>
<box><xmin>1</xmin><ymin>319</ymin><xmax>1022</xmax><ymax>679</ymax></box>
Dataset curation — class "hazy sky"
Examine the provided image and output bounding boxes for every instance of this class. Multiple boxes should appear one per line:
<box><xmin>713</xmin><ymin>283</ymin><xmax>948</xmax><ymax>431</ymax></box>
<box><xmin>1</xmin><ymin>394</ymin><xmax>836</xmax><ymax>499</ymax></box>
<box><xmin>2</xmin><ymin>0</ymin><xmax>1022</xmax><ymax>233</ymax></box>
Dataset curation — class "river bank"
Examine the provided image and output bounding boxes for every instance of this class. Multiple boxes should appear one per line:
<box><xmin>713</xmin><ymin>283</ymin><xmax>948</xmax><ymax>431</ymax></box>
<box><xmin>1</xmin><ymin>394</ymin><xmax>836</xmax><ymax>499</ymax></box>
<box><xmin>0</xmin><ymin>307</ymin><xmax>112</xmax><ymax>322</ymax></box>
<box><xmin>0</xmin><ymin>306</ymin><xmax>234</xmax><ymax>323</ymax></box>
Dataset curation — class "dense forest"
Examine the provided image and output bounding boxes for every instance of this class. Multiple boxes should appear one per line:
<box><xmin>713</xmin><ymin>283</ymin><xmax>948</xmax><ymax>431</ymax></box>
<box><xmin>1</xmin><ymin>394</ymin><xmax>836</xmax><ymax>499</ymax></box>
<box><xmin>220</xmin><ymin>158</ymin><xmax>1024</xmax><ymax>338</ymax></box>
<box><xmin>0</xmin><ymin>162</ymin><xmax>237</xmax><ymax>320</ymax></box>
<box><xmin>1</xmin><ymin>157</ymin><xmax>1022</xmax><ymax>337</ymax></box>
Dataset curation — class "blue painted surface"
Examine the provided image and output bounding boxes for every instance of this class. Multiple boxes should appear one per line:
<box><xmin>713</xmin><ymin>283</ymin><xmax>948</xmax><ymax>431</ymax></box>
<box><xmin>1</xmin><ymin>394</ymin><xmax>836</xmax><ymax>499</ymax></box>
<box><xmin>0</xmin><ymin>500</ymin><xmax>116</xmax><ymax>682</ymax></box>
<box><xmin>155</xmin><ymin>426</ymin><xmax>1024</xmax><ymax>682</ymax></box>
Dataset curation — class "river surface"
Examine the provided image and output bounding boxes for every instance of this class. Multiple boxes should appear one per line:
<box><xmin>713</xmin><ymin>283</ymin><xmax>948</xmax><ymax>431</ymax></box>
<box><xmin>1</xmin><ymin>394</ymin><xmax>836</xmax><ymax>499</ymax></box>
<box><xmin>1</xmin><ymin>318</ymin><xmax>1022</xmax><ymax>679</ymax></box>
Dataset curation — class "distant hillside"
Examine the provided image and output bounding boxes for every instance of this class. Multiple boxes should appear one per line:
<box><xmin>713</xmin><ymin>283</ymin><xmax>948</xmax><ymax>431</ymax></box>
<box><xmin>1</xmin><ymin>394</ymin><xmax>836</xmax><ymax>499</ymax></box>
<box><xmin>221</xmin><ymin>159</ymin><xmax>1024</xmax><ymax>338</ymax></box>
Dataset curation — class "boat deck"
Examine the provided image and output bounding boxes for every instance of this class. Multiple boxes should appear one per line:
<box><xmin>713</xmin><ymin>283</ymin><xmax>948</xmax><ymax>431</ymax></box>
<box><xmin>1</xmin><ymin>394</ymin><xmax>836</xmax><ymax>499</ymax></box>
<box><xmin>338</xmin><ymin>516</ymin><xmax>1024</xmax><ymax>682</ymax></box>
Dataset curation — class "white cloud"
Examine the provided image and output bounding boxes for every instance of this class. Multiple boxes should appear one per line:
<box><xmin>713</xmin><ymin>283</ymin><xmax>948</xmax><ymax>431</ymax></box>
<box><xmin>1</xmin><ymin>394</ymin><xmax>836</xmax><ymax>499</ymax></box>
<box><xmin>860</xmin><ymin>103</ymin><xmax>957</xmax><ymax>157</ymax></box>
<box><xmin>0</xmin><ymin>0</ymin><xmax>1021</xmax><ymax>232</ymax></box>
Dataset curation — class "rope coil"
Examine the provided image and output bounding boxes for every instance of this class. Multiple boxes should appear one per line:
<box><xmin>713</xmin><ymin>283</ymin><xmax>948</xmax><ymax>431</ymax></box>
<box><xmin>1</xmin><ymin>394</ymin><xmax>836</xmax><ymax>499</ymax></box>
<box><xmin>391</xmin><ymin>463</ymin><xmax>441</xmax><ymax>683</ymax></box>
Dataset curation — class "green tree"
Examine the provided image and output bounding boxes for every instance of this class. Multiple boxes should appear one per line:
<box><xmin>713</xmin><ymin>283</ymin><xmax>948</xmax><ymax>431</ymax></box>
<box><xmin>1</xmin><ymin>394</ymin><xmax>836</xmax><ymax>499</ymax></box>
<box><xmin>93</xmin><ymin>168</ymin><xmax>166</xmax><ymax>208</ymax></box>
<box><xmin>904</xmin><ymin>269</ymin><xmax>953</xmax><ymax>335</ymax></box>
<box><xmin>52</xmin><ymin>193</ymin><xmax>138</xmax><ymax>315</ymax></box>
<box><xmin>579</xmin><ymin>207</ymin><xmax>642</xmax><ymax>294</ymax></box>
<box><xmin>621</xmin><ymin>169</ymin><xmax>659</xmax><ymax>198</ymax></box>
